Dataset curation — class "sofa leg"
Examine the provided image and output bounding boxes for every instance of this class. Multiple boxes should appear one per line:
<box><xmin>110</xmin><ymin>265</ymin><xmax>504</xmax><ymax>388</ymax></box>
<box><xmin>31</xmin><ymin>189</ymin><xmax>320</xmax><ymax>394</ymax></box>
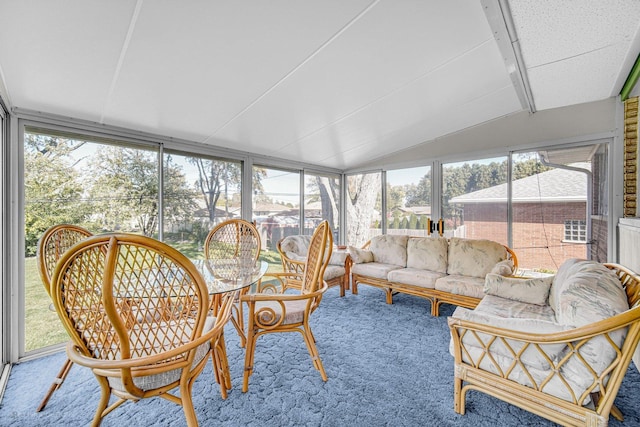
<box><xmin>385</xmin><ymin>288</ymin><xmax>393</xmax><ymax>304</ymax></box>
<box><xmin>453</xmin><ymin>376</ymin><xmax>465</xmax><ymax>415</ymax></box>
<box><xmin>431</xmin><ymin>299</ymin><xmax>440</xmax><ymax>316</ymax></box>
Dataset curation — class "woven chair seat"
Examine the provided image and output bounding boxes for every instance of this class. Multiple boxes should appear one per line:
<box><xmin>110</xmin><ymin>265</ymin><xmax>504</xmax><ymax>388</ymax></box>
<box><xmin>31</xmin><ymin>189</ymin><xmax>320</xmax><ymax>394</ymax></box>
<box><xmin>254</xmin><ymin>299</ymin><xmax>308</xmax><ymax>325</ymax></box>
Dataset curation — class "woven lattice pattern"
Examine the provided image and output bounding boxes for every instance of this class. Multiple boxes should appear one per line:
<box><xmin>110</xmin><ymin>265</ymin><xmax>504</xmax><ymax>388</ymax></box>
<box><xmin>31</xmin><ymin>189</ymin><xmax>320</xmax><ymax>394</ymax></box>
<box><xmin>55</xmin><ymin>235</ymin><xmax>207</xmax><ymax>363</ymax></box>
<box><xmin>205</xmin><ymin>220</ymin><xmax>261</xmax><ymax>262</ymax></box>
<box><xmin>301</xmin><ymin>221</ymin><xmax>332</xmax><ymax>294</ymax></box>
<box><xmin>38</xmin><ymin>224</ymin><xmax>93</xmax><ymax>296</ymax></box>
<box><xmin>50</xmin><ymin>233</ymin><xmax>225</xmax><ymax>426</ymax></box>
<box><xmin>449</xmin><ymin>263</ymin><xmax>640</xmax><ymax>426</ymax></box>
<box><xmin>241</xmin><ymin>220</ymin><xmax>332</xmax><ymax>392</ymax></box>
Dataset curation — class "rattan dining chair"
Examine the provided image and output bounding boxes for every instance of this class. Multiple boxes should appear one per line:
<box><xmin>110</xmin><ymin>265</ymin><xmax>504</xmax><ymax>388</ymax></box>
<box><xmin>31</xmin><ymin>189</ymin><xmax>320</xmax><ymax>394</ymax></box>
<box><xmin>50</xmin><ymin>233</ymin><xmax>231</xmax><ymax>427</ymax></box>
<box><xmin>35</xmin><ymin>224</ymin><xmax>93</xmax><ymax>412</ymax></box>
<box><xmin>204</xmin><ymin>219</ymin><xmax>261</xmax><ymax>347</ymax></box>
<box><xmin>241</xmin><ymin>220</ymin><xmax>332</xmax><ymax>392</ymax></box>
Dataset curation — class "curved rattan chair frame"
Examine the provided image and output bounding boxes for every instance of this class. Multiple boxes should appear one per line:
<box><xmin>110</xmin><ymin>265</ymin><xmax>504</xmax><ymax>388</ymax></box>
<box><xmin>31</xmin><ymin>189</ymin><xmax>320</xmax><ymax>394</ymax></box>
<box><xmin>204</xmin><ymin>219</ymin><xmax>261</xmax><ymax>349</ymax></box>
<box><xmin>35</xmin><ymin>224</ymin><xmax>93</xmax><ymax>412</ymax></box>
<box><xmin>51</xmin><ymin>233</ymin><xmax>227</xmax><ymax>427</ymax></box>
<box><xmin>276</xmin><ymin>236</ymin><xmax>350</xmax><ymax>297</ymax></box>
<box><xmin>449</xmin><ymin>262</ymin><xmax>640</xmax><ymax>427</ymax></box>
<box><xmin>241</xmin><ymin>220</ymin><xmax>332</xmax><ymax>392</ymax></box>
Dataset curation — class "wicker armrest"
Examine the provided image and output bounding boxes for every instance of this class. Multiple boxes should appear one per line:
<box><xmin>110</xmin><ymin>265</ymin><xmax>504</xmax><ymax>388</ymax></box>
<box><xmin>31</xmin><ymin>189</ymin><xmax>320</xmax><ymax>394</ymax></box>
<box><xmin>448</xmin><ymin>305</ymin><xmax>640</xmax><ymax>408</ymax></box>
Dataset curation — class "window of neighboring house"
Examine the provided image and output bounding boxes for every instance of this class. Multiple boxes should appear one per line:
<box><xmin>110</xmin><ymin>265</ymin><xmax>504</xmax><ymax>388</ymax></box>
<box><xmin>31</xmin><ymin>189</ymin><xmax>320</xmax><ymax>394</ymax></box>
<box><xmin>564</xmin><ymin>220</ymin><xmax>587</xmax><ymax>242</ymax></box>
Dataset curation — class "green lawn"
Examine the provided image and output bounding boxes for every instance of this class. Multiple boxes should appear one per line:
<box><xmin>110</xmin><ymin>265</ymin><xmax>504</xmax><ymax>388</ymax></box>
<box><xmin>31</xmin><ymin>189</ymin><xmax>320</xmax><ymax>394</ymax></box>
<box><xmin>24</xmin><ymin>244</ymin><xmax>284</xmax><ymax>352</ymax></box>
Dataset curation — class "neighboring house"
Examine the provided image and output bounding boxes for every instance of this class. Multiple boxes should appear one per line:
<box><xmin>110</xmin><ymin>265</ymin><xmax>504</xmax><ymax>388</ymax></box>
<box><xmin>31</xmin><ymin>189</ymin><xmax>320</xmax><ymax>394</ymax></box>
<box><xmin>449</xmin><ymin>164</ymin><xmax>602</xmax><ymax>271</ymax></box>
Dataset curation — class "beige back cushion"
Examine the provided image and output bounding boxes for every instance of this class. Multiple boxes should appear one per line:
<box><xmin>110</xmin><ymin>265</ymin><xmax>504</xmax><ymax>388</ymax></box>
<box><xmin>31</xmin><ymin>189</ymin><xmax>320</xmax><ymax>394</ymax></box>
<box><xmin>406</xmin><ymin>237</ymin><xmax>448</xmax><ymax>273</ymax></box>
<box><xmin>446</xmin><ymin>237</ymin><xmax>508</xmax><ymax>278</ymax></box>
<box><xmin>369</xmin><ymin>235</ymin><xmax>409</xmax><ymax>266</ymax></box>
<box><xmin>280</xmin><ymin>235</ymin><xmax>311</xmax><ymax>256</ymax></box>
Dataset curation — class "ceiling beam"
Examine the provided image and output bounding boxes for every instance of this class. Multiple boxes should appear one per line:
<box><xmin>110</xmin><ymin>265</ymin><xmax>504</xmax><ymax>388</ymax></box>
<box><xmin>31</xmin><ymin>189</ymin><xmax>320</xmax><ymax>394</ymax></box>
<box><xmin>482</xmin><ymin>0</ymin><xmax>536</xmax><ymax>113</ymax></box>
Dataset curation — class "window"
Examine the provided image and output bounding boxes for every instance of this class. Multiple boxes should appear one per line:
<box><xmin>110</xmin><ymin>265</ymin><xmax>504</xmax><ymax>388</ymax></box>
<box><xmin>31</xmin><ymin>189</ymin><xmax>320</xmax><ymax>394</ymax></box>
<box><xmin>23</xmin><ymin>128</ymin><xmax>159</xmax><ymax>355</ymax></box>
<box><xmin>304</xmin><ymin>172</ymin><xmax>340</xmax><ymax>240</ymax></box>
<box><xmin>386</xmin><ymin>166</ymin><xmax>431</xmax><ymax>237</ymax></box>
<box><xmin>564</xmin><ymin>220</ymin><xmax>587</xmax><ymax>242</ymax></box>
<box><xmin>253</xmin><ymin>166</ymin><xmax>300</xmax><ymax>252</ymax></box>
<box><xmin>442</xmin><ymin>157</ymin><xmax>508</xmax><ymax>242</ymax></box>
<box><xmin>162</xmin><ymin>151</ymin><xmax>242</xmax><ymax>258</ymax></box>
<box><xmin>510</xmin><ymin>145</ymin><xmax>606</xmax><ymax>272</ymax></box>
<box><xmin>345</xmin><ymin>172</ymin><xmax>381</xmax><ymax>247</ymax></box>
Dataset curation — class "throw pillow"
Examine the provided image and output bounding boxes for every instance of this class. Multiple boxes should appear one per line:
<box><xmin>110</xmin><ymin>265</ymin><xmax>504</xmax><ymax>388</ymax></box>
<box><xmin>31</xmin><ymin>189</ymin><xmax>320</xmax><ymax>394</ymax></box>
<box><xmin>348</xmin><ymin>246</ymin><xmax>374</xmax><ymax>264</ymax></box>
<box><xmin>483</xmin><ymin>273</ymin><xmax>553</xmax><ymax>306</ymax></box>
<box><xmin>490</xmin><ymin>259</ymin><xmax>515</xmax><ymax>276</ymax></box>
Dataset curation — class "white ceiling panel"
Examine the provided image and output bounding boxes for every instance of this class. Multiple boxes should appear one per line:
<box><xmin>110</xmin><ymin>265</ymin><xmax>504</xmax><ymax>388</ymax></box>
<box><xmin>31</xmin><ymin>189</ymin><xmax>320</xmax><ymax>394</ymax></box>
<box><xmin>280</xmin><ymin>38</ymin><xmax>521</xmax><ymax>167</ymax></box>
<box><xmin>508</xmin><ymin>0</ymin><xmax>640</xmax><ymax>110</ymax></box>
<box><xmin>102</xmin><ymin>0</ymin><xmax>375</xmax><ymax>142</ymax></box>
<box><xmin>0</xmin><ymin>0</ymin><xmax>638</xmax><ymax>170</ymax></box>
<box><xmin>213</xmin><ymin>0</ymin><xmax>498</xmax><ymax>163</ymax></box>
<box><xmin>0</xmin><ymin>1</ymin><xmax>137</xmax><ymax>120</ymax></box>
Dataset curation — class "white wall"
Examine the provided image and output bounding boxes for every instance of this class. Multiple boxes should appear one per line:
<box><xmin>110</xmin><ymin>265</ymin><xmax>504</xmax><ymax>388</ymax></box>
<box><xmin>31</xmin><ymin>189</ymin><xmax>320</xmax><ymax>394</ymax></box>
<box><xmin>355</xmin><ymin>98</ymin><xmax>617</xmax><ymax>169</ymax></box>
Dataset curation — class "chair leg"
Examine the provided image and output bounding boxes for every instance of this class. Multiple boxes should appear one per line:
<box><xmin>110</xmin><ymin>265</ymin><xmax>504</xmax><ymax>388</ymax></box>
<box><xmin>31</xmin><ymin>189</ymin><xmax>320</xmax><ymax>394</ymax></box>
<box><xmin>453</xmin><ymin>374</ymin><xmax>465</xmax><ymax>415</ymax></box>
<box><xmin>230</xmin><ymin>303</ymin><xmax>246</xmax><ymax>347</ymax></box>
<box><xmin>36</xmin><ymin>357</ymin><xmax>74</xmax><ymax>412</ymax></box>
<box><xmin>91</xmin><ymin>377</ymin><xmax>112</xmax><ymax>427</ymax></box>
<box><xmin>242</xmin><ymin>327</ymin><xmax>258</xmax><ymax>393</ymax></box>
<box><xmin>301</xmin><ymin>325</ymin><xmax>327</xmax><ymax>381</ymax></box>
<box><xmin>180</xmin><ymin>376</ymin><xmax>198</xmax><ymax>427</ymax></box>
<box><xmin>212</xmin><ymin>332</ymin><xmax>232</xmax><ymax>399</ymax></box>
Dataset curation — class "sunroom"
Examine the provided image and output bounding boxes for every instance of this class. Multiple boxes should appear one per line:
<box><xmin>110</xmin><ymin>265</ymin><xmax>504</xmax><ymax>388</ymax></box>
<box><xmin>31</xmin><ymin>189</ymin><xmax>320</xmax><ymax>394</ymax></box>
<box><xmin>1</xmin><ymin>1</ymin><xmax>640</xmax><ymax>426</ymax></box>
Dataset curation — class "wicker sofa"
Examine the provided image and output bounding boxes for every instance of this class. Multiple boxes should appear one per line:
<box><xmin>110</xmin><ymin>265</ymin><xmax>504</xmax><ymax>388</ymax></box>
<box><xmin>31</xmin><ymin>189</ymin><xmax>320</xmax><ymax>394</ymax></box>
<box><xmin>277</xmin><ymin>234</ymin><xmax>351</xmax><ymax>296</ymax></box>
<box><xmin>448</xmin><ymin>259</ymin><xmax>640</xmax><ymax>427</ymax></box>
<box><xmin>349</xmin><ymin>235</ymin><xmax>517</xmax><ymax>316</ymax></box>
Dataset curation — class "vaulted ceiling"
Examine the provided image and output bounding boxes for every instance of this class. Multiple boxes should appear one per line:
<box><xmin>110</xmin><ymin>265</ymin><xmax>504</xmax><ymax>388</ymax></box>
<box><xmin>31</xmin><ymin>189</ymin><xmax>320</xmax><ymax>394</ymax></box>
<box><xmin>0</xmin><ymin>0</ymin><xmax>639</xmax><ymax>170</ymax></box>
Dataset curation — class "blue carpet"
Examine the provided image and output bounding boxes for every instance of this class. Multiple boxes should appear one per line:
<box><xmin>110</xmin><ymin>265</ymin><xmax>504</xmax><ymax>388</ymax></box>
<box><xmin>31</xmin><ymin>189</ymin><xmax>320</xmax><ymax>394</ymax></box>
<box><xmin>2</xmin><ymin>286</ymin><xmax>640</xmax><ymax>426</ymax></box>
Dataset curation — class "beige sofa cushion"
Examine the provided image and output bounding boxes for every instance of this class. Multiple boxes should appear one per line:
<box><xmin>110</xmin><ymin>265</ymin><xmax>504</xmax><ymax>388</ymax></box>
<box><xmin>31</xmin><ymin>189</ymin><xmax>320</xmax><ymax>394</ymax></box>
<box><xmin>351</xmin><ymin>262</ymin><xmax>403</xmax><ymax>280</ymax></box>
<box><xmin>369</xmin><ymin>235</ymin><xmax>409</xmax><ymax>266</ymax></box>
<box><xmin>282</xmin><ymin>234</ymin><xmax>346</xmax><ymax>266</ymax></box>
<box><xmin>475</xmin><ymin>295</ymin><xmax>557</xmax><ymax>323</ymax></box>
<box><xmin>551</xmin><ymin>260</ymin><xmax>629</xmax><ymax>387</ymax></box>
<box><xmin>435</xmin><ymin>275</ymin><xmax>485</xmax><ymax>299</ymax></box>
<box><xmin>348</xmin><ymin>246</ymin><xmax>374</xmax><ymax>264</ymax></box>
<box><xmin>490</xmin><ymin>259</ymin><xmax>515</xmax><ymax>276</ymax></box>
<box><xmin>446</xmin><ymin>237</ymin><xmax>508</xmax><ymax>278</ymax></box>
<box><xmin>387</xmin><ymin>268</ymin><xmax>444</xmax><ymax>288</ymax></box>
<box><xmin>451</xmin><ymin>307</ymin><xmax>568</xmax><ymax>370</ymax></box>
<box><xmin>484</xmin><ymin>274</ymin><xmax>553</xmax><ymax>306</ymax></box>
<box><xmin>406</xmin><ymin>237</ymin><xmax>448</xmax><ymax>273</ymax></box>
<box><xmin>280</xmin><ymin>235</ymin><xmax>310</xmax><ymax>256</ymax></box>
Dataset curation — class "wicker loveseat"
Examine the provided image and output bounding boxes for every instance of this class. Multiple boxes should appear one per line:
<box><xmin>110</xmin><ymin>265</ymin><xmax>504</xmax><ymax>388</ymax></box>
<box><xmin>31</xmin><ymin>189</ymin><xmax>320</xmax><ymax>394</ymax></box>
<box><xmin>448</xmin><ymin>259</ymin><xmax>640</xmax><ymax>427</ymax></box>
<box><xmin>349</xmin><ymin>235</ymin><xmax>517</xmax><ymax>316</ymax></box>
<box><xmin>277</xmin><ymin>234</ymin><xmax>351</xmax><ymax>297</ymax></box>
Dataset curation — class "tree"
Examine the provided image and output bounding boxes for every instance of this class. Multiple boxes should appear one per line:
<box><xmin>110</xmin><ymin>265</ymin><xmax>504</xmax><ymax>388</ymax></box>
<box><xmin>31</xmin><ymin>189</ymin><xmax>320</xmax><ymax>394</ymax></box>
<box><xmin>346</xmin><ymin>173</ymin><xmax>380</xmax><ymax>246</ymax></box>
<box><xmin>305</xmin><ymin>175</ymin><xmax>340</xmax><ymax>229</ymax></box>
<box><xmin>24</xmin><ymin>133</ymin><xmax>88</xmax><ymax>256</ymax></box>
<box><xmin>88</xmin><ymin>147</ymin><xmax>195</xmax><ymax>236</ymax></box>
<box><xmin>405</xmin><ymin>172</ymin><xmax>431</xmax><ymax>207</ymax></box>
<box><xmin>186</xmin><ymin>158</ymin><xmax>241</xmax><ymax>227</ymax></box>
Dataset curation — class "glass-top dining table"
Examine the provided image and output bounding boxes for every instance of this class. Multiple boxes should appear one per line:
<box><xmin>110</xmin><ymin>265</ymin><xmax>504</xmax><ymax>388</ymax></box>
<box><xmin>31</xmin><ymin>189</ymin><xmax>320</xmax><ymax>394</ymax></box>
<box><xmin>191</xmin><ymin>258</ymin><xmax>268</xmax><ymax>295</ymax></box>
